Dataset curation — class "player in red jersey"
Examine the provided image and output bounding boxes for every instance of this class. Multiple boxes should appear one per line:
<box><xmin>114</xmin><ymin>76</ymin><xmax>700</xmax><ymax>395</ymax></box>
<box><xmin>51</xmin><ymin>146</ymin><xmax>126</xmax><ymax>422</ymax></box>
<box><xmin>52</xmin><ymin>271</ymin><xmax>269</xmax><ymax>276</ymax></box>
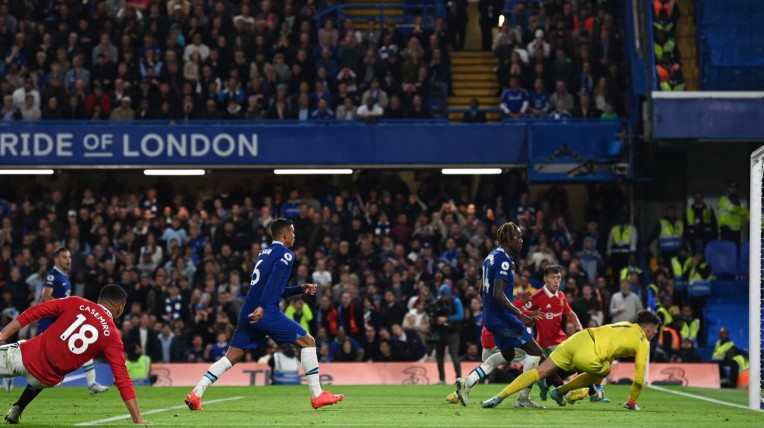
<box><xmin>0</xmin><ymin>284</ymin><xmax>149</xmax><ymax>424</ymax></box>
<box><xmin>513</xmin><ymin>265</ymin><xmax>584</xmax><ymax>401</ymax></box>
<box><xmin>449</xmin><ymin>265</ymin><xmax>593</xmax><ymax>406</ymax></box>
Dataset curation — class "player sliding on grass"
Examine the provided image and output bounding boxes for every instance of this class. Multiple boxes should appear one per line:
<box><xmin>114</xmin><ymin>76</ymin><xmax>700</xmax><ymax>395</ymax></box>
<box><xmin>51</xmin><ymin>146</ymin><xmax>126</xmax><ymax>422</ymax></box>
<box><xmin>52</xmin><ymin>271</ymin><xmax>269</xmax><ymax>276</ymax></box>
<box><xmin>481</xmin><ymin>309</ymin><xmax>660</xmax><ymax>410</ymax></box>
<box><xmin>185</xmin><ymin>218</ymin><xmax>343</xmax><ymax>411</ymax></box>
<box><xmin>449</xmin><ymin>264</ymin><xmax>608</xmax><ymax>406</ymax></box>
<box><xmin>0</xmin><ymin>284</ymin><xmax>148</xmax><ymax>424</ymax></box>
<box><xmin>452</xmin><ymin>222</ymin><xmax>545</xmax><ymax>408</ymax></box>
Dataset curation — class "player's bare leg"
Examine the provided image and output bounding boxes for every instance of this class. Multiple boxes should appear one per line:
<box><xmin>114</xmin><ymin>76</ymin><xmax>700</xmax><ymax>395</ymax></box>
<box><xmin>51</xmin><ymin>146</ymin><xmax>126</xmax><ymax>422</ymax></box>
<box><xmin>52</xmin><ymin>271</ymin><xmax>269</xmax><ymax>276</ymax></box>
<box><xmin>294</xmin><ymin>334</ymin><xmax>343</xmax><ymax>409</ymax></box>
<box><xmin>482</xmin><ymin>350</ymin><xmax>560</xmax><ymax>409</ymax></box>
<box><xmin>185</xmin><ymin>347</ymin><xmax>245</xmax><ymax>410</ymax></box>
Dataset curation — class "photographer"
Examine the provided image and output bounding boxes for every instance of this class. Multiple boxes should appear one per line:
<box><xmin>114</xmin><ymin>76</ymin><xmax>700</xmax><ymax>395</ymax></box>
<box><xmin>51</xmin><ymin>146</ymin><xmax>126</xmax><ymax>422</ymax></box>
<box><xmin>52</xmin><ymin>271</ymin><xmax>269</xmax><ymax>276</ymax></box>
<box><xmin>427</xmin><ymin>284</ymin><xmax>464</xmax><ymax>384</ymax></box>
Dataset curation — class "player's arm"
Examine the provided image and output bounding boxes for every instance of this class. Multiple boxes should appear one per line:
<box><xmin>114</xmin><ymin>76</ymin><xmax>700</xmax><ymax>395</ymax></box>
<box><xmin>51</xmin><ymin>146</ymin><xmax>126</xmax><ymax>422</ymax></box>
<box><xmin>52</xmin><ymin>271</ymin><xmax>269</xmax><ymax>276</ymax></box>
<box><xmin>566</xmin><ymin>311</ymin><xmax>583</xmax><ymax>332</ymax></box>
<box><xmin>282</xmin><ymin>283</ymin><xmax>317</xmax><ymax>298</ymax></box>
<box><xmin>562</xmin><ymin>296</ymin><xmax>582</xmax><ymax>332</ymax></box>
<box><xmin>40</xmin><ymin>282</ymin><xmax>55</xmax><ymax>302</ymax></box>
<box><xmin>627</xmin><ymin>339</ymin><xmax>650</xmax><ymax>406</ymax></box>
<box><xmin>104</xmin><ymin>341</ymin><xmax>149</xmax><ymax>424</ymax></box>
<box><xmin>493</xmin><ymin>278</ymin><xmax>533</xmax><ymax>327</ymax></box>
<box><xmin>0</xmin><ymin>299</ymin><xmax>68</xmax><ymax>340</ymax></box>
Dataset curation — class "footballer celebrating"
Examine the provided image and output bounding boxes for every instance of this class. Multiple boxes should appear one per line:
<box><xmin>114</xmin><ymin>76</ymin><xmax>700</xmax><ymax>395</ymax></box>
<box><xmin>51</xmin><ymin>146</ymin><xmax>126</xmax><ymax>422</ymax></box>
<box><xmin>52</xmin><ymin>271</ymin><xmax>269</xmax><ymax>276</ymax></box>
<box><xmin>481</xmin><ymin>309</ymin><xmax>660</xmax><ymax>410</ymax></box>
<box><xmin>0</xmin><ymin>284</ymin><xmax>148</xmax><ymax>424</ymax></box>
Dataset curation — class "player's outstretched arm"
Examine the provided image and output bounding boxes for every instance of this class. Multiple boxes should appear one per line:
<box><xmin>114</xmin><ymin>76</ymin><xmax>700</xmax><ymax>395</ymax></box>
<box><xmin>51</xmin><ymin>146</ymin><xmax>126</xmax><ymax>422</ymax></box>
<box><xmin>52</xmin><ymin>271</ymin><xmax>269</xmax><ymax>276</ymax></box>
<box><xmin>0</xmin><ymin>299</ymin><xmax>68</xmax><ymax>342</ymax></box>
<box><xmin>124</xmin><ymin>398</ymin><xmax>150</xmax><ymax>424</ymax></box>
<box><xmin>0</xmin><ymin>319</ymin><xmax>21</xmax><ymax>343</ymax></box>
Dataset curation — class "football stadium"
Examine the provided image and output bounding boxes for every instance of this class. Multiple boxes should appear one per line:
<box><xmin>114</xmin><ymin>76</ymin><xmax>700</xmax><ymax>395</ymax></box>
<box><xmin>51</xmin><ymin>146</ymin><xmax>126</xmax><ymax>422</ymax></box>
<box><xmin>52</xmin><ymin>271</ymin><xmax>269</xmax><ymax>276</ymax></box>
<box><xmin>0</xmin><ymin>0</ymin><xmax>763</xmax><ymax>426</ymax></box>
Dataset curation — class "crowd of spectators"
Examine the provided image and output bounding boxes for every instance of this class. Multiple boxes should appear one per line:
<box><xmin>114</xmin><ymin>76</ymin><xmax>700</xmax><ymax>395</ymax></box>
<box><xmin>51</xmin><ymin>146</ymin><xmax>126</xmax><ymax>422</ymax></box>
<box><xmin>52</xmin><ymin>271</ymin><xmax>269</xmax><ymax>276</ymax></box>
<box><xmin>0</xmin><ymin>171</ymin><xmax>726</xmax><ymax>372</ymax></box>
<box><xmin>0</xmin><ymin>0</ymin><xmax>456</xmax><ymax>122</ymax></box>
<box><xmin>488</xmin><ymin>0</ymin><xmax>626</xmax><ymax>120</ymax></box>
<box><xmin>653</xmin><ymin>0</ymin><xmax>686</xmax><ymax>91</ymax></box>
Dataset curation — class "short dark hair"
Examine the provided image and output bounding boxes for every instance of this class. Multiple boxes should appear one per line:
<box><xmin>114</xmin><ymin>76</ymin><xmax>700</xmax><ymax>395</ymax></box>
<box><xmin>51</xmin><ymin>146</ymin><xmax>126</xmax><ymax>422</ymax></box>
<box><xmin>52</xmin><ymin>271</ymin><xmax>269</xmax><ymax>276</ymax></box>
<box><xmin>54</xmin><ymin>247</ymin><xmax>69</xmax><ymax>257</ymax></box>
<box><xmin>544</xmin><ymin>265</ymin><xmax>564</xmax><ymax>276</ymax></box>
<box><xmin>270</xmin><ymin>218</ymin><xmax>293</xmax><ymax>239</ymax></box>
<box><xmin>98</xmin><ymin>284</ymin><xmax>128</xmax><ymax>305</ymax></box>
<box><xmin>636</xmin><ymin>310</ymin><xmax>661</xmax><ymax>326</ymax></box>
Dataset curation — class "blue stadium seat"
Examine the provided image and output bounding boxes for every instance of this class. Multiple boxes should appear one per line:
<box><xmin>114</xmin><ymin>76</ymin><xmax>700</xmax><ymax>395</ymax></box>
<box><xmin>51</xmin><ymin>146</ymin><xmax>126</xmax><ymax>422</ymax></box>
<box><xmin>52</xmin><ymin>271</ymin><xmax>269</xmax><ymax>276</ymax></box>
<box><xmin>739</xmin><ymin>241</ymin><xmax>749</xmax><ymax>277</ymax></box>
<box><xmin>704</xmin><ymin>240</ymin><xmax>738</xmax><ymax>278</ymax></box>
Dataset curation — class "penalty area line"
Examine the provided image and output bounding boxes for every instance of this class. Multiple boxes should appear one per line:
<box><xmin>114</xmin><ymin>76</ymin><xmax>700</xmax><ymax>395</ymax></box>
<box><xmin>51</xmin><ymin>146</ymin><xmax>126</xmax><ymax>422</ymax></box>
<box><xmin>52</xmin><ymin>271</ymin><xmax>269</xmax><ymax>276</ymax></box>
<box><xmin>75</xmin><ymin>396</ymin><xmax>244</xmax><ymax>426</ymax></box>
<box><xmin>648</xmin><ymin>385</ymin><xmax>761</xmax><ymax>411</ymax></box>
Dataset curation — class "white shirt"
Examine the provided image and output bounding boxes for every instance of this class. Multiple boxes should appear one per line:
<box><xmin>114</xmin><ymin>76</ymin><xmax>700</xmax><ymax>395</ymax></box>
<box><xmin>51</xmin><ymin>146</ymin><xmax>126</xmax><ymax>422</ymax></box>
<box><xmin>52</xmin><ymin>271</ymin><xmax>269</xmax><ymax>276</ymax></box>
<box><xmin>356</xmin><ymin>104</ymin><xmax>383</xmax><ymax>118</ymax></box>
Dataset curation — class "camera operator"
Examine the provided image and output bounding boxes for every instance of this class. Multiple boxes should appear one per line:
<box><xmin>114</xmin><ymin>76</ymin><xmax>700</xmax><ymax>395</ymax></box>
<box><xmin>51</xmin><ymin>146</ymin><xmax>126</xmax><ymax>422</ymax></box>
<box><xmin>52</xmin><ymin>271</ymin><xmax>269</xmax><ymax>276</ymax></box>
<box><xmin>427</xmin><ymin>283</ymin><xmax>464</xmax><ymax>384</ymax></box>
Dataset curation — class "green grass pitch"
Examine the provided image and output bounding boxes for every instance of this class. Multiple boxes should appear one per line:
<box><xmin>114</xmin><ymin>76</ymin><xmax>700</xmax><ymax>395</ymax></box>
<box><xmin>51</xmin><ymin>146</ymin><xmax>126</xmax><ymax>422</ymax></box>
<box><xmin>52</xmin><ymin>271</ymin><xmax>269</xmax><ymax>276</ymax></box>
<box><xmin>6</xmin><ymin>384</ymin><xmax>763</xmax><ymax>427</ymax></box>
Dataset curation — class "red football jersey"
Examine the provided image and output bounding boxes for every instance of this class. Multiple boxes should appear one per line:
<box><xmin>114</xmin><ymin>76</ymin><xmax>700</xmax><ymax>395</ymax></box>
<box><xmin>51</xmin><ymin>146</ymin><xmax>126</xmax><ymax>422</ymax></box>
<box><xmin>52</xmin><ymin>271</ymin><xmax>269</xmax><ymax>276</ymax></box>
<box><xmin>16</xmin><ymin>297</ymin><xmax>135</xmax><ymax>401</ymax></box>
<box><xmin>516</xmin><ymin>287</ymin><xmax>572</xmax><ymax>348</ymax></box>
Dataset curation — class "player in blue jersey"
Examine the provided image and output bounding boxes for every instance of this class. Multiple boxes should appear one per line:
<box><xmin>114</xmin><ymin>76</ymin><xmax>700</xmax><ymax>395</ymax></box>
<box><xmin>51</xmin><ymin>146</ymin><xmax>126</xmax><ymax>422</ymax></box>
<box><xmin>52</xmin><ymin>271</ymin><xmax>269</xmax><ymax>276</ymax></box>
<box><xmin>453</xmin><ymin>222</ymin><xmax>545</xmax><ymax>408</ymax></box>
<box><xmin>185</xmin><ymin>218</ymin><xmax>344</xmax><ymax>410</ymax></box>
<box><xmin>5</xmin><ymin>247</ymin><xmax>109</xmax><ymax>395</ymax></box>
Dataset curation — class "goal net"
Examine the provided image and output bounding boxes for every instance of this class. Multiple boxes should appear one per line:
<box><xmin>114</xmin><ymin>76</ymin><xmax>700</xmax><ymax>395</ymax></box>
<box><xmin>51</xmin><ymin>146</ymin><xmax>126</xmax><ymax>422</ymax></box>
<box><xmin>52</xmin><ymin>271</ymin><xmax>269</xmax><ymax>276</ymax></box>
<box><xmin>749</xmin><ymin>147</ymin><xmax>764</xmax><ymax>409</ymax></box>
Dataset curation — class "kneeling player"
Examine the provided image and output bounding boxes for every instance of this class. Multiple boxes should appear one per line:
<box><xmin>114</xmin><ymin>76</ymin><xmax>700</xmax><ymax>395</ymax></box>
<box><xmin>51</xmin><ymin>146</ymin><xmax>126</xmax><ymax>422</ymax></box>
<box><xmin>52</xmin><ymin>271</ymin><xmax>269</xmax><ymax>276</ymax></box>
<box><xmin>481</xmin><ymin>310</ymin><xmax>660</xmax><ymax>410</ymax></box>
<box><xmin>0</xmin><ymin>284</ymin><xmax>148</xmax><ymax>424</ymax></box>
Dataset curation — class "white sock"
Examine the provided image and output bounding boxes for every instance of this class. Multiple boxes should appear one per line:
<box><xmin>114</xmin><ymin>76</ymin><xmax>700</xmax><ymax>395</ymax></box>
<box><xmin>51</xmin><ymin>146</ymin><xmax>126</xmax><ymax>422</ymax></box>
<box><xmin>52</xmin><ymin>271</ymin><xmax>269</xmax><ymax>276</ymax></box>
<box><xmin>193</xmin><ymin>357</ymin><xmax>233</xmax><ymax>397</ymax></box>
<box><xmin>519</xmin><ymin>355</ymin><xmax>541</xmax><ymax>399</ymax></box>
<box><xmin>301</xmin><ymin>347</ymin><xmax>322</xmax><ymax>398</ymax></box>
<box><xmin>466</xmin><ymin>352</ymin><xmax>506</xmax><ymax>388</ymax></box>
<box><xmin>83</xmin><ymin>359</ymin><xmax>96</xmax><ymax>387</ymax></box>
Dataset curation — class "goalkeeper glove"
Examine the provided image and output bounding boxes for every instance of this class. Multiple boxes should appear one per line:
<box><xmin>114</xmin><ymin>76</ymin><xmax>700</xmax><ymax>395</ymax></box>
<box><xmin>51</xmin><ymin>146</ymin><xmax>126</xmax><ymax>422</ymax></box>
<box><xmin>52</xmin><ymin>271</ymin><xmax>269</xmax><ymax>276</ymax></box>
<box><xmin>623</xmin><ymin>399</ymin><xmax>640</xmax><ymax>411</ymax></box>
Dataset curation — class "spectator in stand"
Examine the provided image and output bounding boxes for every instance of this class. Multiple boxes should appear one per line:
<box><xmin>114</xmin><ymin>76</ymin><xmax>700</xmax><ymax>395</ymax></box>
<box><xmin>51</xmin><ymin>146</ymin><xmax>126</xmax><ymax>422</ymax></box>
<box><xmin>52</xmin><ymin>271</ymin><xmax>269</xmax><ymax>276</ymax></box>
<box><xmin>462</xmin><ymin>98</ymin><xmax>487</xmax><ymax>123</ymax></box>
<box><xmin>571</xmin><ymin>91</ymin><xmax>602</xmax><ymax>119</ymax></box>
<box><xmin>500</xmin><ymin>75</ymin><xmax>529</xmax><ymax>119</ymax></box>
<box><xmin>684</xmin><ymin>192</ymin><xmax>717</xmax><ymax>253</ymax></box>
<box><xmin>549</xmin><ymin>80</ymin><xmax>574</xmax><ymax>112</ymax></box>
<box><xmin>356</xmin><ymin>96</ymin><xmax>383</xmax><ymax>122</ymax></box>
<box><xmin>406</xmin><ymin>95</ymin><xmax>431</xmax><ymax>119</ymax></box>
<box><xmin>609</xmin><ymin>279</ymin><xmax>643</xmax><ymax>323</ymax></box>
<box><xmin>548</xmin><ymin>98</ymin><xmax>571</xmax><ymax>120</ymax></box>
<box><xmin>717</xmin><ymin>182</ymin><xmax>748</xmax><ymax>246</ymax></box>
<box><xmin>527</xmin><ymin>79</ymin><xmax>551</xmax><ymax>117</ymax></box>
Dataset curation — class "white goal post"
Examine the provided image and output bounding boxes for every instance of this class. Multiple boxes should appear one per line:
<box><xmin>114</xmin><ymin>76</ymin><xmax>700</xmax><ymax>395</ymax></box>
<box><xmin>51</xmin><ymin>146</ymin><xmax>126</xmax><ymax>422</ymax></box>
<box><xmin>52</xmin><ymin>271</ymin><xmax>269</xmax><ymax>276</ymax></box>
<box><xmin>749</xmin><ymin>146</ymin><xmax>763</xmax><ymax>410</ymax></box>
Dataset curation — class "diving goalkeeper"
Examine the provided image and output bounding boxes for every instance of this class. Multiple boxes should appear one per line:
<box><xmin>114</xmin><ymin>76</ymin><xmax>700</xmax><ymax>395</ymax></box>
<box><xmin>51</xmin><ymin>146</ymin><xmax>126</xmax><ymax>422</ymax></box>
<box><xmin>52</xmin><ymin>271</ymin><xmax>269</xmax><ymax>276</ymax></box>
<box><xmin>481</xmin><ymin>310</ymin><xmax>660</xmax><ymax>410</ymax></box>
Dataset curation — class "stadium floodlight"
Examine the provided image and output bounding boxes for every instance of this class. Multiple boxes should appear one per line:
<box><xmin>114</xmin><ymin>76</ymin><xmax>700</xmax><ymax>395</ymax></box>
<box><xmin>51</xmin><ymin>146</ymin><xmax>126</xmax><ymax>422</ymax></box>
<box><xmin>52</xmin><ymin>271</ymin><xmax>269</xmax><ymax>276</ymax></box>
<box><xmin>441</xmin><ymin>168</ymin><xmax>502</xmax><ymax>175</ymax></box>
<box><xmin>273</xmin><ymin>169</ymin><xmax>353</xmax><ymax>175</ymax></box>
<box><xmin>749</xmin><ymin>146</ymin><xmax>763</xmax><ymax>410</ymax></box>
<box><xmin>0</xmin><ymin>169</ymin><xmax>54</xmax><ymax>175</ymax></box>
<box><xmin>143</xmin><ymin>169</ymin><xmax>206</xmax><ymax>176</ymax></box>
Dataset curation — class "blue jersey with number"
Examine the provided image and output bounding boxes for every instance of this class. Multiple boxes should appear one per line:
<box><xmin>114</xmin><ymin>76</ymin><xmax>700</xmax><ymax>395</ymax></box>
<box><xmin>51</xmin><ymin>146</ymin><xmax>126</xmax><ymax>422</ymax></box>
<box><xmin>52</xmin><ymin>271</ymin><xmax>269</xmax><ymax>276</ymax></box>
<box><xmin>481</xmin><ymin>248</ymin><xmax>516</xmax><ymax>323</ymax></box>
<box><xmin>37</xmin><ymin>266</ymin><xmax>72</xmax><ymax>335</ymax></box>
<box><xmin>242</xmin><ymin>241</ymin><xmax>295</xmax><ymax>316</ymax></box>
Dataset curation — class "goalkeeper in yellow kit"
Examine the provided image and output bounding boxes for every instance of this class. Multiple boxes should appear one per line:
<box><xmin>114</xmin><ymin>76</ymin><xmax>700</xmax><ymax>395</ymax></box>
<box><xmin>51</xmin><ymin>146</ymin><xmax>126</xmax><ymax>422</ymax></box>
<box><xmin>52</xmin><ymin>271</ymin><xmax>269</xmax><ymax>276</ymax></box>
<box><xmin>482</xmin><ymin>310</ymin><xmax>660</xmax><ymax>410</ymax></box>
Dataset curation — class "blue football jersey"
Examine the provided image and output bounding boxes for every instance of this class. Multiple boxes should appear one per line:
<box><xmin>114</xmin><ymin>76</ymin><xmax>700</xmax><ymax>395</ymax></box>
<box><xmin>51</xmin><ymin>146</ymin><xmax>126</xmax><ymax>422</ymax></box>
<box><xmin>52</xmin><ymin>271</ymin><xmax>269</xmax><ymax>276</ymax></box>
<box><xmin>481</xmin><ymin>248</ymin><xmax>515</xmax><ymax>323</ymax></box>
<box><xmin>44</xmin><ymin>267</ymin><xmax>71</xmax><ymax>299</ymax></box>
<box><xmin>37</xmin><ymin>266</ymin><xmax>71</xmax><ymax>335</ymax></box>
<box><xmin>241</xmin><ymin>241</ymin><xmax>295</xmax><ymax>316</ymax></box>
